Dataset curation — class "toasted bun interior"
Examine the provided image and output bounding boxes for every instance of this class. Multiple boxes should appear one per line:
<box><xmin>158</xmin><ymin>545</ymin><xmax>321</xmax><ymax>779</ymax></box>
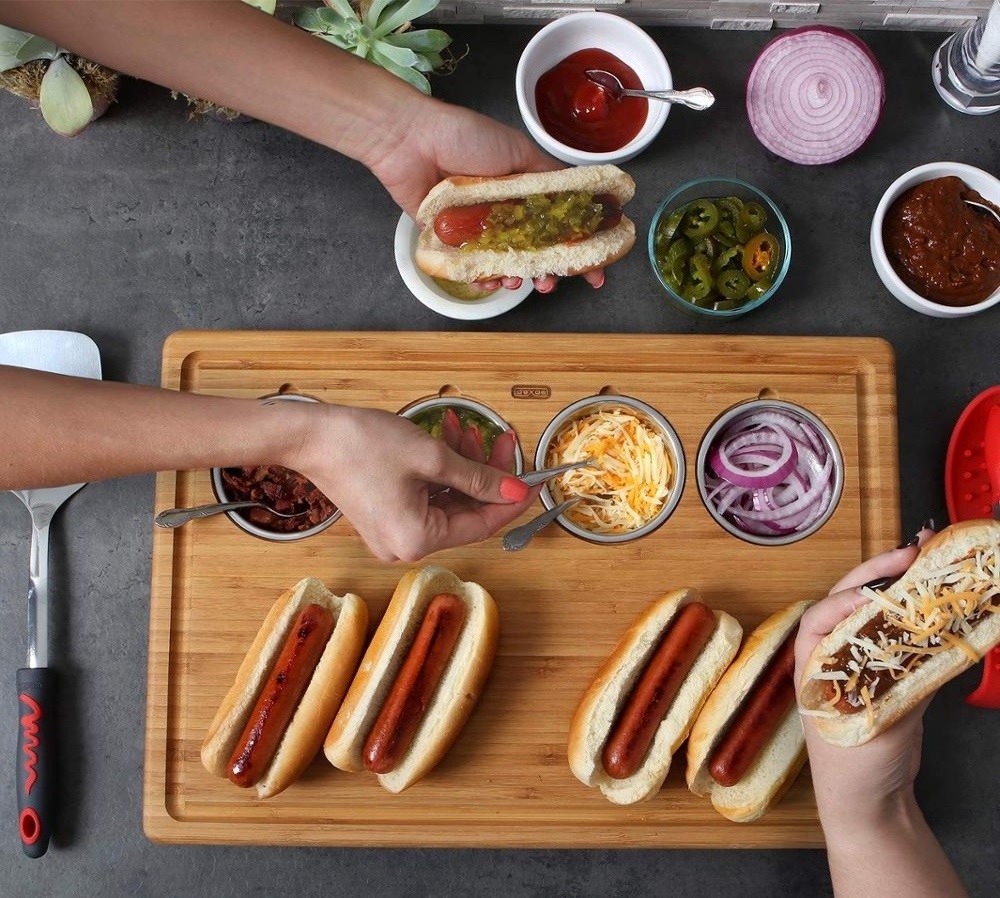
<box><xmin>567</xmin><ymin>588</ymin><xmax>742</xmax><ymax>806</ymax></box>
<box><xmin>685</xmin><ymin>600</ymin><xmax>811</xmax><ymax>822</ymax></box>
<box><xmin>800</xmin><ymin>519</ymin><xmax>1000</xmax><ymax>747</ymax></box>
<box><xmin>413</xmin><ymin>164</ymin><xmax>637</xmax><ymax>281</ymax></box>
<box><xmin>324</xmin><ymin>565</ymin><xmax>499</xmax><ymax>793</ymax></box>
<box><xmin>201</xmin><ymin>577</ymin><xmax>369</xmax><ymax>798</ymax></box>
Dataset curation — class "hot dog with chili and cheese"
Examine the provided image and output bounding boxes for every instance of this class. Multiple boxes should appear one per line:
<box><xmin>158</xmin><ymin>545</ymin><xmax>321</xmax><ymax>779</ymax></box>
<box><xmin>568</xmin><ymin>588</ymin><xmax>742</xmax><ymax>805</ymax></box>
<box><xmin>413</xmin><ymin>164</ymin><xmax>636</xmax><ymax>282</ymax></box>
<box><xmin>201</xmin><ymin>577</ymin><xmax>369</xmax><ymax>799</ymax></box>
<box><xmin>799</xmin><ymin>519</ymin><xmax>1000</xmax><ymax>747</ymax></box>
<box><xmin>685</xmin><ymin>600</ymin><xmax>812</xmax><ymax>822</ymax></box>
<box><xmin>324</xmin><ymin>565</ymin><xmax>499</xmax><ymax>793</ymax></box>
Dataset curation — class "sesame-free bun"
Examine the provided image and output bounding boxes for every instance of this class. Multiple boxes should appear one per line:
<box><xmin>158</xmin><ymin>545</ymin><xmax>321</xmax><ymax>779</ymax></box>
<box><xmin>567</xmin><ymin>588</ymin><xmax>742</xmax><ymax>806</ymax></box>
<box><xmin>685</xmin><ymin>600</ymin><xmax>812</xmax><ymax>823</ymax></box>
<box><xmin>324</xmin><ymin>565</ymin><xmax>499</xmax><ymax>793</ymax></box>
<box><xmin>414</xmin><ymin>164</ymin><xmax>636</xmax><ymax>281</ymax></box>
<box><xmin>201</xmin><ymin>577</ymin><xmax>369</xmax><ymax>799</ymax></box>
<box><xmin>800</xmin><ymin>519</ymin><xmax>1000</xmax><ymax>747</ymax></box>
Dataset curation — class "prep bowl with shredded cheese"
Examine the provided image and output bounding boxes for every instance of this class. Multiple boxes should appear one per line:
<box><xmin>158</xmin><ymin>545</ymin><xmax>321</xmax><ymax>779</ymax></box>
<box><xmin>696</xmin><ymin>398</ymin><xmax>843</xmax><ymax>546</ymax></box>
<box><xmin>534</xmin><ymin>395</ymin><xmax>684</xmax><ymax>543</ymax></box>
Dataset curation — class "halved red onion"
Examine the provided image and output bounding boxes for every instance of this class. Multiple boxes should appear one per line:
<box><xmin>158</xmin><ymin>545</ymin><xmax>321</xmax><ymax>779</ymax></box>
<box><xmin>704</xmin><ymin>410</ymin><xmax>837</xmax><ymax>539</ymax></box>
<box><xmin>745</xmin><ymin>26</ymin><xmax>885</xmax><ymax>166</ymax></box>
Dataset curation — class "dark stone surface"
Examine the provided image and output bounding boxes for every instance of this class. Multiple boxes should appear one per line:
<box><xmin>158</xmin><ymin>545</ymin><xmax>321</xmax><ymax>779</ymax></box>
<box><xmin>0</xmin><ymin>24</ymin><xmax>997</xmax><ymax>897</ymax></box>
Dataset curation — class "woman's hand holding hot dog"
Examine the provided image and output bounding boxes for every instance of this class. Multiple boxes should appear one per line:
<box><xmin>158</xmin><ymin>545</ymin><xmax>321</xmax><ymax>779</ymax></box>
<box><xmin>794</xmin><ymin>532</ymin><xmax>969</xmax><ymax>898</ymax></box>
<box><xmin>0</xmin><ymin>0</ymin><xmax>606</xmax><ymax>294</ymax></box>
<box><xmin>0</xmin><ymin>366</ymin><xmax>535</xmax><ymax>562</ymax></box>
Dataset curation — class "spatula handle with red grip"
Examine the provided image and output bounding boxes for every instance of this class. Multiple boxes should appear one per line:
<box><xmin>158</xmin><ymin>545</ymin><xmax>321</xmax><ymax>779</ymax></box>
<box><xmin>15</xmin><ymin>667</ymin><xmax>54</xmax><ymax>858</ymax></box>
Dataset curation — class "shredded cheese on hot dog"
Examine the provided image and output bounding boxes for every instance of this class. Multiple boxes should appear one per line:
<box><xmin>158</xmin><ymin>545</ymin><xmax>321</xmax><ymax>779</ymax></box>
<box><xmin>816</xmin><ymin>544</ymin><xmax>1000</xmax><ymax>708</ymax></box>
<box><xmin>545</xmin><ymin>407</ymin><xmax>674</xmax><ymax>534</ymax></box>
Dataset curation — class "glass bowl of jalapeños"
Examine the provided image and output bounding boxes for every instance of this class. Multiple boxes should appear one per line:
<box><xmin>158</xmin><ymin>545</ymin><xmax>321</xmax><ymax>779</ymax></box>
<box><xmin>648</xmin><ymin>177</ymin><xmax>791</xmax><ymax>319</ymax></box>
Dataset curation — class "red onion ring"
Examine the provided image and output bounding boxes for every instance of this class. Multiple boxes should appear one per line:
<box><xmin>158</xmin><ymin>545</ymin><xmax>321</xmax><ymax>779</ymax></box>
<box><xmin>745</xmin><ymin>26</ymin><xmax>885</xmax><ymax>166</ymax></box>
<box><xmin>704</xmin><ymin>409</ymin><xmax>838</xmax><ymax>540</ymax></box>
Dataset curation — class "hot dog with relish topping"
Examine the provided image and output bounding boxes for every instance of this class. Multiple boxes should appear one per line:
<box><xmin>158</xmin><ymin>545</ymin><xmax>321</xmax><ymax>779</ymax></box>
<box><xmin>201</xmin><ymin>577</ymin><xmax>369</xmax><ymax>799</ymax></box>
<box><xmin>799</xmin><ymin>519</ymin><xmax>1000</xmax><ymax>747</ymax></box>
<box><xmin>324</xmin><ymin>565</ymin><xmax>499</xmax><ymax>793</ymax></box>
<box><xmin>413</xmin><ymin>164</ymin><xmax>636</xmax><ymax>282</ymax></box>
<box><xmin>685</xmin><ymin>600</ymin><xmax>812</xmax><ymax>822</ymax></box>
<box><xmin>568</xmin><ymin>588</ymin><xmax>742</xmax><ymax>805</ymax></box>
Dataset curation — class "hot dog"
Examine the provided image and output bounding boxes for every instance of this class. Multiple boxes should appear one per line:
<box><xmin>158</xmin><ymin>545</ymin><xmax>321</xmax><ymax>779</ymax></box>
<box><xmin>413</xmin><ymin>164</ymin><xmax>636</xmax><ymax>282</ymax></box>
<box><xmin>685</xmin><ymin>600</ymin><xmax>812</xmax><ymax>822</ymax></box>
<box><xmin>567</xmin><ymin>588</ymin><xmax>742</xmax><ymax>805</ymax></box>
<box><xmin>324</xmin><ymin>565</ymin><xmax>498</xmax><ymax>793</ymax></box>
<box><xmin>201</xmin><ymin>577</ymin><xmax>368</xmax><ymax>799</ymax></box>
<box><xmin>799</xmin><ymin>519</ymin><xmax>1000</xmax><ymax>747</ymax></box>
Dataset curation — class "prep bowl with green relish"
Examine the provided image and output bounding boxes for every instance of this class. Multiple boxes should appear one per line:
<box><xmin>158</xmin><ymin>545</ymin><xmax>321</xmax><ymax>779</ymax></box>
<box><xmin>648</xmin><ymin>177</ymin><xmax>790</xmax><ymax>319</ymax></box>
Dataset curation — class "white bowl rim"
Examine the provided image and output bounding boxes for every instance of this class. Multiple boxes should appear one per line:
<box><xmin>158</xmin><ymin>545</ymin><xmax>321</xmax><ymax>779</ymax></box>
<box><xmin>514</xmin><ymin>11</ymin><xmax>671</xmax><ymax>165</ymax></box>
<box><xmin>393</xmin><ymin>213</ymin><xmax>533</xmax><ymax>321</ymax></box>
<box><xmin>870</xmin><ymin>161</ymin><xmax>1000</xmax><ymax>316</ymax></box>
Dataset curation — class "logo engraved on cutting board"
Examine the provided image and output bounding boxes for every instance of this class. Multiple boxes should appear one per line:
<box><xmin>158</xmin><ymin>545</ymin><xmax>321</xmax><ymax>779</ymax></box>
<box><xmin>511</xmin><ymin>385</ymin><xmax>551</xmax><ymax>400</ymax></box>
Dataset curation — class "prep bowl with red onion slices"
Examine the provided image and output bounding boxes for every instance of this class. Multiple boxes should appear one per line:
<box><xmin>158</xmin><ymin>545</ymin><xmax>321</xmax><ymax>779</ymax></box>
<box><xmin>745</xmin><ymin>26</ymin><xmax>885</xmax><ymax>166</ymax></box>
<box><xmin>534</xmin><ymin>394</ymin><xmax>685</xmax><ymax>544</ymax></box>
<box><xmin>697</xmin><ymin>400</ymin><xmax>843</xmax><ymax>546</ymax></box>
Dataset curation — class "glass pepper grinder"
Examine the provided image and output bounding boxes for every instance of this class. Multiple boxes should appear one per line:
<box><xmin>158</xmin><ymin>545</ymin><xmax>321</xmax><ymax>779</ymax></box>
<box><xmin>932</xmin><ymin>0</ymin><xmax>1000</xmax><ymax>114</ymax></box>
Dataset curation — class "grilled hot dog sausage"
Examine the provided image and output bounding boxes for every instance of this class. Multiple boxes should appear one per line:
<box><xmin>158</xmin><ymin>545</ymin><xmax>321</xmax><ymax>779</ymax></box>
<box><xmin>602</xmin><ymin>601</ymin><xmax>717</xmax><ymax>780</ymax></box>
<box><xmin>228</xmin><ymin>602</ymin><xmax>336</xmax><ymax>788</ymax></box>
<box><xmin>363</xmin><ymin>592</ymin><xmax>467</xmax><ymax>774</ymax></box>
<box><xmin>707</xmin><ymin>628</ymin><xmax>797</xmax><ymax>787</ymax></box>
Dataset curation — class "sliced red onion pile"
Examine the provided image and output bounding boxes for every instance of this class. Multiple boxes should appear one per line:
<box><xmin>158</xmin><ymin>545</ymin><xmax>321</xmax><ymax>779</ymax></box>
<box><xmin>745</xmin><ymin>25</ymin><xmax>885</xmax><ymax>166</ymax></box>
<box><xmin>704</xmin><ymin>408</ymin><xmax>837</xmax><ymax>538</ymax></box>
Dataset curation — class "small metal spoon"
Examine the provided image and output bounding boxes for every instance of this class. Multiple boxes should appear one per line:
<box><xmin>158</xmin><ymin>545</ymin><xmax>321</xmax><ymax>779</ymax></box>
<box><xmin>519</xmin><ymin>458</ymin><xmax>594</xmax><ymax>487</ymax></box>
<box><xmin>585</xmin><ymin>69</ymin><xmax>715</xmax><ymax>111</ymax></box>
<box><xmin>154</xmin><ymin>500</ymin><xmax>307</xmax><ymax>529</ymax></box>
<box><xmin>502</xmin><ymin>498</ymin><xmax>581</xmax><ymax>552</ymax></box>
<box><xmin>966</xmin><ymin>197</ymin><xmax>1000</xmax><ymax>224</ymax></box>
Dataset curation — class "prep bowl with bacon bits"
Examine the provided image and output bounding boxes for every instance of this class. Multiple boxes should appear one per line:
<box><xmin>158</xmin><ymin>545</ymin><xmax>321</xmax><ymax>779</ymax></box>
<box><xmin>534</xmin><ymin>394</ymin><xmax>684</xmax><ymax>544</ymax></box>
<box><xmin>211</xmin><ymin>393</ymin><xmax>340</xmax><ymax>542</ymax></box>
<box><xmin>696</xmin><ymin>399</ymin><xmax>843</xmax><ymax>546</ymax></box>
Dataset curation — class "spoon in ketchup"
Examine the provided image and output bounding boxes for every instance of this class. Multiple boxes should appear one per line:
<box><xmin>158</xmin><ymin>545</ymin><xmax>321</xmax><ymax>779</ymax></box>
<box><xmin>584</xmin><ymin>69</ymin><xmax>716</xmax><ymax>111</ymax></box>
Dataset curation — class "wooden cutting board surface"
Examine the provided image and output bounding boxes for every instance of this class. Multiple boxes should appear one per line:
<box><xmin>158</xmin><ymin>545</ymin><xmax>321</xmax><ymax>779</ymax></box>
<box><xmin>144</xmin><ymin>330</ymin><xmax>898</xmax><ymax>848</ymax></box>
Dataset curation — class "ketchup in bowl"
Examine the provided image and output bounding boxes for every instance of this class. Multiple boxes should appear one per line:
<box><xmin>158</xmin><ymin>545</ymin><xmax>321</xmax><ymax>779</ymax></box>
<box><xmin>534</xmin><ymin>48</ymin><xmax>648</xmax><ymax>153</ymax></box>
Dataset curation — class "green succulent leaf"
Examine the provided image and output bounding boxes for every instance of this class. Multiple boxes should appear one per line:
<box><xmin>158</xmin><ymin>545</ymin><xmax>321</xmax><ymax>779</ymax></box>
<box><xmin>242</xmin><ymin>0</ymin><xmax>277</xmax><ymax>13</ymax></box>
<box><xmin>0</xmin><ymin>26</ymin><xmax>60</xmax><ymax>72</ymax></box>
<box><xmin>38</xmin><ymin>55</ymin><xmax>94</xmax><ymax>136</ymax></box>
<box><xmin>370</xmin><ymin>40</ymin><xmax>420</xmax><ymax>69</ymax></box>
<box><xmin>371</xmin><ymin>44</ymin><xmax>431</xmax><ymax>93</ymax></box>
<box><xmin>368</xmin><ymin>0</ymin><xmax>439</xmax><ymax>37</ymax></box>
<box><xmin>384</xmin><ymin>28</ymin><xmax>451</xmax><ymax>54</ymax></box>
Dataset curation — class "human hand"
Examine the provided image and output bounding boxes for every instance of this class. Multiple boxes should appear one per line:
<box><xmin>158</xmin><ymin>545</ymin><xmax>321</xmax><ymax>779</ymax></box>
<box><xmin>368</xmin><ymin>98</ymin><xmax>606</xmax><ymax>293</ymax></box>
<box><xmin>794</xmin><ymin>531</ymin><xmax>933</xmax><ymax>831</ymax></box>
<box><xmin>291</xmin><ymin>404</ymin><xmax>535</xmax><ymax>562</ymax></box>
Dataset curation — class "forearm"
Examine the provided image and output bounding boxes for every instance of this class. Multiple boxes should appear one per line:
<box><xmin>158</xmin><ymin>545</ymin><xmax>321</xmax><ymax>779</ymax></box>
<box><xmin>0</xmin><ymin>0</ymin><xmax>428</xmax><ymax>171</ymax></box>
<box><xmin>0</xmin><ymin>367</ymin><xmax>311</xmax><ymax>488</ymax></box>
<box><xmin>821</xmin><ymin>791</ymin><xmax>968</xmax><ymax>898</ymax></box>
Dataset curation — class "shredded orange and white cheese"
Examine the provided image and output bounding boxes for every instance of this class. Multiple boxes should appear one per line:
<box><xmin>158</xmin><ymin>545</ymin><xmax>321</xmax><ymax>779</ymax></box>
<box><xmin>545</xmin><ymin>406</ymin><xmax>674</xmax><ymax>534</ymax></box>
<box><xmin>815</xmin><ymin>542</ymin><xmax>1000</xmax><ymax>712</ymax></box>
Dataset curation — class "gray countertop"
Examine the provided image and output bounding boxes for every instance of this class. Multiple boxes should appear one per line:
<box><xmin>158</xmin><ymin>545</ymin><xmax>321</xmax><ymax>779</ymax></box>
<box><xmin>1</xmin><ymin>23</ymin><xmax>998</xmax><ymax>898</ymax></box>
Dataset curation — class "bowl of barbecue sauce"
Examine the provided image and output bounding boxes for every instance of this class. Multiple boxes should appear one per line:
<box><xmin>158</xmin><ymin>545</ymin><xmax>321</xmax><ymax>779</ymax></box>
<box><xmin>515</xmin><ymin>12</ymin><xmax>671</xmax><ymax>165</ymax></box>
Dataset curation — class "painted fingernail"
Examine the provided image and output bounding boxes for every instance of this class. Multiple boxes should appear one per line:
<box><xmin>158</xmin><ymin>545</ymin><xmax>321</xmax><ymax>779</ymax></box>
<box><xmin>499</xmin><ymin>476</ymin><xmax>529</xmax><ymax>502</ymax></box>
<box><xmin>921</xmin><ymin>517</ymin><xmax>942</xmax><ymax>532</ymax></box>
<box><xmin>861</xmin><ymin>575</ymin><xmax>895</xmax><ymax>591</ymax></box>
<box><xmin>895</xmin><ymin>534</ymin><xmax>920</xmax><ymax>550</ymax></box>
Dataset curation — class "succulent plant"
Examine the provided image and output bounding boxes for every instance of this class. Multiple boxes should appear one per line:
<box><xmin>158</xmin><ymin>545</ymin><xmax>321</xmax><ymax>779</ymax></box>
<box><xmin>0</xmin><ymin>26</ymin><xmax>117</xmax><ymax>136</ymax></box>
<box><xmin>294</xmin><ymin>0</ymin><xmax>452</xmax><ymax>95</ymax></box>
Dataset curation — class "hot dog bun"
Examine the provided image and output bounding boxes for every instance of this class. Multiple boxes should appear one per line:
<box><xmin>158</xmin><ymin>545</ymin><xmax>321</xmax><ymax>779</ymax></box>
<box><xmin>413</xmin><ymin>164</ymin><xmax>636</xmax><ymax>281</ymax></box>
<box><xmin>324</xmin><ymin>565</ymin><xmax>499</xmax><ymax>793</ymax></box>
<box><xmin>567</xmin><ymin>588</ymin><xmax>742</xmax><ymax>805</ymax></box>
<box><xmin>201</xmin><ymin>577</ymin><xmax>369</xmax><ymax>798</ymax></box>
<box><xmin>685</xmin><ymin>600</ymin><xmax>812</xmax><ymax>823</ymax></box>
<box><xmin>800</xmin><ymin>519</ymin><xmax>1000</xmax><ymax>747</ymax></box>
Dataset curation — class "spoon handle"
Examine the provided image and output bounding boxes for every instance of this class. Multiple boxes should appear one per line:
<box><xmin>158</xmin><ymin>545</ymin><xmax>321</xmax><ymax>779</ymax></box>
<box><xmin>502</xmin><ymin>498</ymin><xmax>580</xmax><ymax>552</ymax></box>
<box><xmin>520</xmin><ymin>458</ymin><xmax>593</xmax><ymax>487</ymax></box>
<box><xmin>154</xmin><ymin>500</ymin><xmax>259</xmax><ymax>529</ymax></box>
<box><xmin>631</xmin><ymin>86</ymin><xmax>715</xmax><ymax>110</ymax></box>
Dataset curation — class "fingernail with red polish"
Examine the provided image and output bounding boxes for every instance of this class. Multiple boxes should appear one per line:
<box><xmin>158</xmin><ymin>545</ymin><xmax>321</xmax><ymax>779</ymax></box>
<box><xmin>500</xmin><ymin>476</ymin><xmax>529</xmax><ymax>502</ymax></box>
<box><xmin>591</xmin><ymin>273</ymin><xmax>606</xmax><ymax>289</ymax></box>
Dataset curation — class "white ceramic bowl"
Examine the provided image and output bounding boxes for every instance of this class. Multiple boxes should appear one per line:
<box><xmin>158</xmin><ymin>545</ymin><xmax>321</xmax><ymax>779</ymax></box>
<box><xmin>870</xmin><ymin>161</ymin><xmax>1000</xmax><ymax>318</ymax></box>
<box><xmin>393</xmin><ymin>214</ymin><xmax>533</xmax><ymax>320</ymax></box>
<box><xmin>515</xmin><ymin>12</ymin><xmax>671</xmax><ymax>166</ymax></box>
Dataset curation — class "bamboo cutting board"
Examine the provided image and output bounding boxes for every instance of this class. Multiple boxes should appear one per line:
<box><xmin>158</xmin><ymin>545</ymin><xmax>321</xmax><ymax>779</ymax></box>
<box><xmin>144</xmin><ymin>330</ymin><xmax>898</xmax><ymax>848</ymax></box>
